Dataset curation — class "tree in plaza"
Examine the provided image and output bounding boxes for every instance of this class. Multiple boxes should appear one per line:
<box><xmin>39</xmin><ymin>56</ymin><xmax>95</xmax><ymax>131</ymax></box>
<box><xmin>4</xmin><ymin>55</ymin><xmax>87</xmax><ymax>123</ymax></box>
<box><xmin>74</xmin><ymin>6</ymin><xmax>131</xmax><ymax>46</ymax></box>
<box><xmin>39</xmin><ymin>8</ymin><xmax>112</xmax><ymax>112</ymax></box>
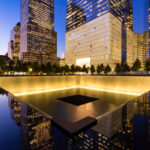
<box><xmin>97</xmin><ymin>64</ymin><xmax>101</xmax><ymax>75</ymax></box>
<box><xmin>104</xmin><ymin>64</ymin><xmax>111</xmax><ymax>74</ymax></box>
<box><xmin>41</xmin><ymin>64</ymin><xmax>46</xmax><ymax>73</ymax></box>
<box><xmin>132</xmin><ymin>59</ymin><xmax>141</xmax><ymax>71</ymax></box>
<box><xmin>97</xmin><ymin>64</ymin><xmax>105</xmax><ymax>75</ymax></box>
<box><xmin>14</xmin><ymin>60</ymin><xmax>19</xmax><ymax>72</ymax></box>
<box><xmin>115</xmin><ymin>63</ymin><xmax>121</xmax><ymax>73</ymax></box>
<box><xmin>52</xmin><ymin>64</ymin><xmax>56</xmax><ymax>74</ymax></box>
<box><xmin>45</xmin><ymin>63</ymin><xmax>52</xmax><ymax>73</ymax></box>
<box><xmin>145</xmin><ymin>58</ymin><xmax>150</xmax><ymax>71</ymax></box>
<box><xmin>64</xmin><ymin>64</ymin><xmax>70</xmax><ymax>74</ymax></box>
<box><xmin>0</xmin><ymin>57</ymin><xmax>7</xmax><ymax>73</ymax></box>
<box><xmin>8</xmin><ymin>60</ymin><xmax>15</xmax><ymax>72</ymax></box>
<box><xmin>86</xmin><ymin>67</ymin><xmax>90</xmax><ymax>74</ymax></box>
<box><xmin>32</xmin><ymin>62</ymin><xmax>40</xmax><ymax>73</ymax></box>
<box><xmin>22</xmin><ymin>63</ymin><xmax>28</xmax><ymax>72</ymax></box>
<box><xmin>51</xmin><ymin>64</ymin><xmax>57</xmax><ymax>74</ymax></box>
<box><xmin>59</xmin><ymin>66</ymin><xmax>64</xmax><ymax>75</ymax></box>
<box><xmin>82</xmin><ymin>65</ymin><xmax>88</xmax><ymax>74</ymax></box>
<box><xmin>90</xmin><ymin>65</ymin><xmax>95</xmax><ymax>75</ymax></box>
<box><xmin>123</xmin><ymin>63</ymin><xmax>130</xmax><ymax>72</ymax></box>
<box><xmin>100</xmin><ymin>64</ymin><xmax>105</xmax><ymax>73</ymax></box>
<box><xmin>120</xmin><ymin>62</ymin><xmax>130</xmax><ymax>72</ymax></box>
<box><xmin>15</xmin><ymin>60</ymin><xmax>23</xmax><ymax>72</ymax></box>
<box><xmin>55</xmin><ymin>64</ymin><xmax>61</xmax><ymax>74</ymax></box>
<box><xmin>76</xmin><ymin>66</ymin><xmax>82</xmax><ymax>72</ymax></box>
<box><xmin>71</xmin><ymin>64</ymin><xmax>76</xmax><ymax>74</ymax></box>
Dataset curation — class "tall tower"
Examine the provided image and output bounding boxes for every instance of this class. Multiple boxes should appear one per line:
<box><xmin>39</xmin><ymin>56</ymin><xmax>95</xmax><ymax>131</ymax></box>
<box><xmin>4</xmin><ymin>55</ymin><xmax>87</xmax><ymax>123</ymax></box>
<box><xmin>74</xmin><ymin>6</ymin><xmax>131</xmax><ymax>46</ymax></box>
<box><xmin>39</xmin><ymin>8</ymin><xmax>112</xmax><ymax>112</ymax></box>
<box><xmin>8</xmin><ymin>23</ymin><xmax>20</xmax><ymax>62</ymax></box>
<box><xmin>20</xmin><ymin>0</ymin><xmax>57</xmax><ymax>64</ymax></box>
<box><xmin>65</xmin><ymin>0</ymin><xmax>133</xmax><ymax>68</ymax></box>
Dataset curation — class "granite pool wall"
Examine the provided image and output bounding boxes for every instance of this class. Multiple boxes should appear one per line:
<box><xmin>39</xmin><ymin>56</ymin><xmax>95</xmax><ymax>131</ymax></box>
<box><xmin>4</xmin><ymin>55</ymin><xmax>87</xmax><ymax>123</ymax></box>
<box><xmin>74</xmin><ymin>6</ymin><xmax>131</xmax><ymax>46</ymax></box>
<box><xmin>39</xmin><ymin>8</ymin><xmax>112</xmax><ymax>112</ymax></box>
<box><xmin>0</xmin><ymin>76</ymin><xmax>149</xmax><ymax>95</ymax></box>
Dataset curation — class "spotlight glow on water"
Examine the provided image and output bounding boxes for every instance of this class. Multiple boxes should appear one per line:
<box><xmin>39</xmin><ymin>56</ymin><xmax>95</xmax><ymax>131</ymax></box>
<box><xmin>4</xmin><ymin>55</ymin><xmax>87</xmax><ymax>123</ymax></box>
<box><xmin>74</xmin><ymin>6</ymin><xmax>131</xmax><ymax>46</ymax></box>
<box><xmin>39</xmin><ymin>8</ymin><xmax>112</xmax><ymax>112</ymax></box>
<box><xmin>14</xmin><ymin>86</ymin><xmax>140</xmax><ymax>96</ymax></box>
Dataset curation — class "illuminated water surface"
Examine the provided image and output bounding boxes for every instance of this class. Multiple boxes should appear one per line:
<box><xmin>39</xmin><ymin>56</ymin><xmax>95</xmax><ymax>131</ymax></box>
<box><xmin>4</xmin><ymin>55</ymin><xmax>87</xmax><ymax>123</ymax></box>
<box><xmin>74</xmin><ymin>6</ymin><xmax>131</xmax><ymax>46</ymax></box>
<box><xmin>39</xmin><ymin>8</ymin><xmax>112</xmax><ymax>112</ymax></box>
<box><xmin>18</xmin><ymin>88</ymin><xmax>137</xmax><ymax>122</ymax></box>
<box><xmin>0</xmin><ymin>88</ymin><xmax>150</xmax><ymax>149</ymax></box>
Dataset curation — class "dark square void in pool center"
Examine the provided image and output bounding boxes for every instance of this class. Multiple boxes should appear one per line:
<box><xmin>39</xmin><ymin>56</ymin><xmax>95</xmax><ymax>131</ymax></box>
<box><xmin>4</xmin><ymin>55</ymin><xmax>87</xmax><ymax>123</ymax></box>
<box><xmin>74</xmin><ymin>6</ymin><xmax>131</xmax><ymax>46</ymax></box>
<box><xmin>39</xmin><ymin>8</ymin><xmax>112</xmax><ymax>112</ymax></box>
<box><xmin>57</xmin><ymin>95</ymin><xmax>98</xmax><ymax>106</ymax></box>
<box><xmin>18</xmin><ymin>88</ymin><xmax>137</xmax><ymax>122</ymax></box>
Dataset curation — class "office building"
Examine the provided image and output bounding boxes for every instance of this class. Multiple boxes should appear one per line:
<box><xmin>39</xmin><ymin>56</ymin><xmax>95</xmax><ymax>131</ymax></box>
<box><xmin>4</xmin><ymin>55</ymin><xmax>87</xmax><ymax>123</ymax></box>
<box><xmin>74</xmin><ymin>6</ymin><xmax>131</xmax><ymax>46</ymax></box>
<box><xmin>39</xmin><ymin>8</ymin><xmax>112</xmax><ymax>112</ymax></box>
<box><xmin>20</xmin><ymin>101</ymin><xmax>54</xmax><ymax>149</ymax></box>
<box><xmin>8</xmin><ymin>23</ymin><xmax>20</xmax><ymax>62</ymax></box>
<box><xmin>132</xmin><ymin>0</ymin><xmax>150</xmax><ymax>65</ymax></box>
<box><xmin>65</xmin><ymin>0</ymin><xmax>134</xmax><ymax>68</ymax></box>
<box><xmin>20</xmin><ymin>0</ymin><xmax>58</xmax><ymax>64</ymax></box>
<box><xmin>133</xmin><ymin>32</ymin><xmax>149</xmax><ymax>65</ymax></box>
<box><xmin>8</xmin><ymin>93</ymin><xmax>21</xmax><ymax>125</ymax></box>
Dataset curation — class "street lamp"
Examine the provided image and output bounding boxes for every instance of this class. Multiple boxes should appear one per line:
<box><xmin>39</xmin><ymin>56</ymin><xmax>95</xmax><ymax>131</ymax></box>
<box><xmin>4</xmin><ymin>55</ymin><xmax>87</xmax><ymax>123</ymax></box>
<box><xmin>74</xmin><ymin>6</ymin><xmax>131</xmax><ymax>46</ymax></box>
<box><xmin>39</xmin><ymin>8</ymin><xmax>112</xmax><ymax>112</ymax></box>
<box><xmin>29</xmin><ymin>68</ymin><xmax>32</xmax><ymax>72</ymax></box>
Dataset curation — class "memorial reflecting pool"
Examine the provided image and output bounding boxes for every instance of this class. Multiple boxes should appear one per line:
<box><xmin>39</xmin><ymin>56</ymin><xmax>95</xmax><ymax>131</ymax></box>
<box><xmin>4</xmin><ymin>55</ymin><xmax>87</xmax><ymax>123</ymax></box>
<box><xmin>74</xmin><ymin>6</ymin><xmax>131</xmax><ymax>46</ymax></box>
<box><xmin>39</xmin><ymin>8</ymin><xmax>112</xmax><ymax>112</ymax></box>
<box><xmin>0</xmin><ymin>88</ymin><xmax>150</xmax><ymax>150</ymax></box>
<box><xmin>18</xmin><ymin>88</ymin><xmax>136</xmax><ymax>122</ymax></box>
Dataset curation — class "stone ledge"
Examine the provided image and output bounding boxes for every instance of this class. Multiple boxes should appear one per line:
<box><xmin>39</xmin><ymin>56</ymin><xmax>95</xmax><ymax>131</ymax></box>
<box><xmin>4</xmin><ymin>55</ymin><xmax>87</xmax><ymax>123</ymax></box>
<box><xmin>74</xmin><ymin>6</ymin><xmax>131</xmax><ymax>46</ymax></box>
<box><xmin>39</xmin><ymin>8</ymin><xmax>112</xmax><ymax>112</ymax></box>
<box><xmin>52</xmin><ymin>116</ymin><xmax>97</xmax><ymax>136</ymax></box>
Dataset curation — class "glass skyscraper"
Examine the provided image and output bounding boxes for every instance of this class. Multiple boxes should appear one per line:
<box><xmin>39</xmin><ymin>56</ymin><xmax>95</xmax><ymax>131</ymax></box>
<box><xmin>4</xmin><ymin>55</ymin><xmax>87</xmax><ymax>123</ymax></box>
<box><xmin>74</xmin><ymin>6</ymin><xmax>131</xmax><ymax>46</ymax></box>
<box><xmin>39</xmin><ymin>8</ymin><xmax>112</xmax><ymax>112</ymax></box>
<box><xmin>65</xmin><ymin>0</ymin><xmax>133</xmax><ymax>67</ymax></box>
<box><xmin>20</xmin><ymin>0</ymin><xmax>58</xmax><ymax>64</ymax></box>
<box><xmin>133</xmin><ymin>32</ymin><xmax>149</xmax><ymax>65</ymax></box>
<box><xmin>66</xmin><ymin>0</ymin><xmax>133</xmax><ymax>32</ymax></box>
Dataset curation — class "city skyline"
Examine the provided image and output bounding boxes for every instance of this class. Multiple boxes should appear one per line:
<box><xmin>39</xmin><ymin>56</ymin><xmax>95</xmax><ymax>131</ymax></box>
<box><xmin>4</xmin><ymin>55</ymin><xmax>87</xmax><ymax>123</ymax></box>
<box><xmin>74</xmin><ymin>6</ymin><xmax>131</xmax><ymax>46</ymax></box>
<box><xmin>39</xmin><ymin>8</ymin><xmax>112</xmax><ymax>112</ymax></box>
<box><xmin>0</xmin><ymin>0</ymin><xmax>148</xmax><ymax>57</ymax></box>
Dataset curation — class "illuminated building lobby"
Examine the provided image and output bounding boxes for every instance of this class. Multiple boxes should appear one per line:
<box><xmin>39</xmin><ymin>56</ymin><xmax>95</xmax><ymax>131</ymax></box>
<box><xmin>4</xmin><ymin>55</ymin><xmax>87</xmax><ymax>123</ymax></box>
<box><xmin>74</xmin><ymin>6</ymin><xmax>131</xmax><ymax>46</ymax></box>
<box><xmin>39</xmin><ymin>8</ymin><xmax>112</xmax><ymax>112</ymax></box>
<box><xmin>65</xmin><ymin>0</ymin><xmax>134</xmax><ymax>68</ymax></box>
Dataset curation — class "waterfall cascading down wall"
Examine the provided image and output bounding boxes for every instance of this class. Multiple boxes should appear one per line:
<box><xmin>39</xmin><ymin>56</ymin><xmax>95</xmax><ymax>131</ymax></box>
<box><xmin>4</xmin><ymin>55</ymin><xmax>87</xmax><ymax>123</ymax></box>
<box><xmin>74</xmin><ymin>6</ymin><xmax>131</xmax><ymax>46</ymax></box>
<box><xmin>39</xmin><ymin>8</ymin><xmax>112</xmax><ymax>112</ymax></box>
<box><xmin>0</xmin><ymin>76</ymin><xmax>149</xmax><ymax>96</ymax></box>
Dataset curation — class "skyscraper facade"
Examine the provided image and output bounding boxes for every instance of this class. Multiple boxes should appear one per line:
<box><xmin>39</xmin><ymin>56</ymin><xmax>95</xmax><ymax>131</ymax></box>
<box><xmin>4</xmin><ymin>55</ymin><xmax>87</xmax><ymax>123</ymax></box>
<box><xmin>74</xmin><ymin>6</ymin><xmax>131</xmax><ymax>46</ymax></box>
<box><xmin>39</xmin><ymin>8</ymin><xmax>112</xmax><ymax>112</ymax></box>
<box><xmin>133</xmin><ymin>32</ymin><xmax>149</xmax><ymax>65</ymax></box>
<box><xmin>132</xmin><ymin>0</ymin><xmax>150</xmax><ymax>65</ymax></box>
<box><xmin>20</xmin><ymin>0</ymin><xmax>58</xmax><ymax>64</ymax></box>
<box><xmin>66</xmin><ymin>0</ymin><xmax>133</xmax><ymax>32</ymax></box>
<box><xmin>65</xmin><ymin>0</ymin><xmax>134</xmax><ymax>68</ymax></box>
<box><xmin>8</xmin><ymin>23</ymin><xmax>20</xmax><ymax>62</ymax></box>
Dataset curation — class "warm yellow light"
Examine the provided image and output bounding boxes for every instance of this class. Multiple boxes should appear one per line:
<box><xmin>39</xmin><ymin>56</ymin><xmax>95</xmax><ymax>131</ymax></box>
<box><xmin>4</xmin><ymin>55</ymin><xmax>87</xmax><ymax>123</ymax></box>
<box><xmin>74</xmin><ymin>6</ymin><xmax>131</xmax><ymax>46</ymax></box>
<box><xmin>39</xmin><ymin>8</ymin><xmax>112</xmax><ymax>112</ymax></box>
<box><xmin>78</xmin><ymin>86</ymin><xmax>140</xmax><ymax>96</ymax></box>
<box><xmin>29</xmin><ymin>68</ymin><xmax>32</xmax><ymax>72</ymax></box>
<box><xmin>14</xmin><ymin>86</ymin><xmax>140</xmax><ymax>96</ymax></box>
<box><xmin>76</xmin><ymin>57</ymin><xmax>91</xmax><ymax>67</ymax></box>
<box><xmin>14</xmin><ymin>86</ymin><xmax>77</xmax><ymax>96</ymax></box>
